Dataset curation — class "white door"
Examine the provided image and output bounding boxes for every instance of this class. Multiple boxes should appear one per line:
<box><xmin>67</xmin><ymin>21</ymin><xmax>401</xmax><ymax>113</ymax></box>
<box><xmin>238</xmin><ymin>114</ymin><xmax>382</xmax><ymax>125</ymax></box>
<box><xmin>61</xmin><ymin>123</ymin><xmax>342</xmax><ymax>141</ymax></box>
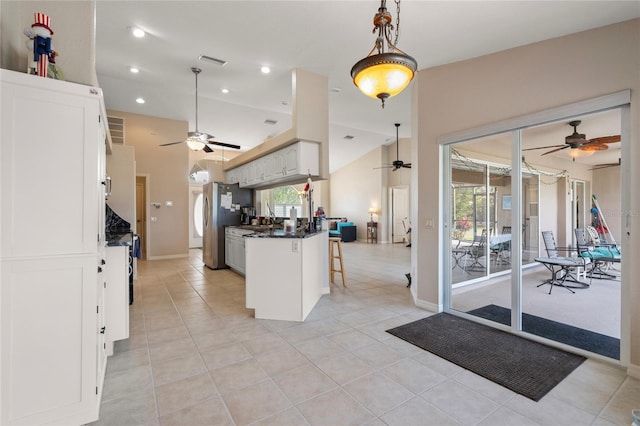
<box><xmin>189</xmin><ymin>184</ymin><xmax>204</xmax><ymax>248</ymax></box>
<box><xmin>390</xmin><ymin>186</ymin><xmax>409</xmax><ymax>243</ymax></box>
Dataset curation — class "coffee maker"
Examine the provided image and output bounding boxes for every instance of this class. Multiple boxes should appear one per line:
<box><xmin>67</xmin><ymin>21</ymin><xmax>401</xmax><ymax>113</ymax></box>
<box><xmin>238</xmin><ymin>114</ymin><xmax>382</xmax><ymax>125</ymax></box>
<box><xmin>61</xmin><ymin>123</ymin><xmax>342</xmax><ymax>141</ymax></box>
<box><xmin>241</xmin><ymin>206</ymin><xmax>255</xmax><ymax>225</ymax></box>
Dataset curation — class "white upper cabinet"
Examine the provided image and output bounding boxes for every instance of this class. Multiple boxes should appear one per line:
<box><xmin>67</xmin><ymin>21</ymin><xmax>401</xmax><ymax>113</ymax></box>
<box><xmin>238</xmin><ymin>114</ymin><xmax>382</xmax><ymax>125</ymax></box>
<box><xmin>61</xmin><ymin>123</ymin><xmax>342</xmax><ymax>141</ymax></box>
<box><xmin>232</xmin><ymin>141</ymin><xmax>320</xmax><ymax>188</ymax></box>
<box><xmin>1</xmin><ymin>70</ymin><xmax>102</xmax><ymax>258</ymax></box>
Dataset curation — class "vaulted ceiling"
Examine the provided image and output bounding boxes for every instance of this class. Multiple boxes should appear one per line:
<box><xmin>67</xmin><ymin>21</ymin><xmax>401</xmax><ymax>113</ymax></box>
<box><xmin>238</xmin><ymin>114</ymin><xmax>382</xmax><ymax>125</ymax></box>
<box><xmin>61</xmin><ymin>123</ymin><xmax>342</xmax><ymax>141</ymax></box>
<box><xmin>95</xmin><ymin>1</ymin><xmax>639</xmax><ymax>172</ymax></box>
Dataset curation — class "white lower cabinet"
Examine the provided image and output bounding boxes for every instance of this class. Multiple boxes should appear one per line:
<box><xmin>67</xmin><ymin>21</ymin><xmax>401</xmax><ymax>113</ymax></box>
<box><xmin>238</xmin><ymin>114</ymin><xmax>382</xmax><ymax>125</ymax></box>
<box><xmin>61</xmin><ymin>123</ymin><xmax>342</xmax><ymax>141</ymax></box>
<box><xmin>225</xmin><ymin>228</ymin><xmax>254</xmax><ymax>275</ymax></box>
<box><xmin>105</xmin><ymin>246</ymin><xmax>130</xmax><ymax>355</ymax></box>
<box><xmin>0</xmin><ymin>256</ymin><xmax>101</xmax><ymax>425</ymax></box>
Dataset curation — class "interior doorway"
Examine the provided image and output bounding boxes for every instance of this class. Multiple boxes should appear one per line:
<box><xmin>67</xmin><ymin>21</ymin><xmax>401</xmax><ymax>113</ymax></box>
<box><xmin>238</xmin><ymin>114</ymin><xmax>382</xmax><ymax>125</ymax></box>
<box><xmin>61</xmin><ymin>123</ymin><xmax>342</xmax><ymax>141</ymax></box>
<box><xmin>389</xmin><ymin>186</ymin><xmax>409</xmax><ymax>244</ymax></box>
<box><xmin>135</xmin><ymin>175</ymin><xmax>147</xmax><ymax>260</ymax></box>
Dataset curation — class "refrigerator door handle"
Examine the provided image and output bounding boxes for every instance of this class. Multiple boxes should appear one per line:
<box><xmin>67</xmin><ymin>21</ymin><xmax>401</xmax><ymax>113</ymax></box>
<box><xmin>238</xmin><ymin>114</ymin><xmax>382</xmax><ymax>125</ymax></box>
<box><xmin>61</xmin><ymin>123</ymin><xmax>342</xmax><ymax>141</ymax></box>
<box><xmin>203</xmin><ymin>194</ymin><xmax>210</xmax><ymax>228</ymax></box>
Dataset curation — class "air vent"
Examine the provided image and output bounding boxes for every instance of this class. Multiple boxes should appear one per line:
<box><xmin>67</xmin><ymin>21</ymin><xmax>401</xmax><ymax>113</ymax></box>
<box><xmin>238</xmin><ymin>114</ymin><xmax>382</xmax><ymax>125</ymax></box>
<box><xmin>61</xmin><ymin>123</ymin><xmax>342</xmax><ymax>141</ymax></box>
<box><xmin>198</xmin><ymin>54</ymin><xmax>228</xmax><ymax>66</ymax></box>
<box><xmin>344</xmin><ymin>135</ymin><xmax>355</xmax><ymax>140</ymax></box>
<box><xmin>107</xmin><ymin>116</ymin><xmax>125</xmax><ymax>144</ymax></box>
<box><xmin>264</xmin><ymin>119</ymin><xmax>278</xmax><ymax>125</ymax></box>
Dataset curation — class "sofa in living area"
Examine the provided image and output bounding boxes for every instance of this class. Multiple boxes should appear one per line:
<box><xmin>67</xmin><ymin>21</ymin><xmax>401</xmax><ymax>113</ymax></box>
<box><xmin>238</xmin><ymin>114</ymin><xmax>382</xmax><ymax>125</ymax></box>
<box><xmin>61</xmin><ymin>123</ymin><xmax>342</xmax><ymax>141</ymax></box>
<box><xmin>328</xmin><ymin>218</ymin><xmax>357</xmax><ymax>242</ymax></box>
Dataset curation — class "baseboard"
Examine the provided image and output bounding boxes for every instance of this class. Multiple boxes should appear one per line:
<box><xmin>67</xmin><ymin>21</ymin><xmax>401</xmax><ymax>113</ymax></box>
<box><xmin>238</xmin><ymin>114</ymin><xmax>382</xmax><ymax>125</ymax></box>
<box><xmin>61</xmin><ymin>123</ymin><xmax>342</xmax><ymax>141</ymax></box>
<box><xmin>148</xmin><ymin>253</ymin><xmax>189</xmax><ymax>260</ymax></box>
<box><xmin>627</xmin><ymin>362</ymin><xmax>640</xmax><ymax>379</ymax></box>
<box><xmin>415</xmin><ymin>298</ymin><xmax>441</xmax><ymax>313</ymax></box>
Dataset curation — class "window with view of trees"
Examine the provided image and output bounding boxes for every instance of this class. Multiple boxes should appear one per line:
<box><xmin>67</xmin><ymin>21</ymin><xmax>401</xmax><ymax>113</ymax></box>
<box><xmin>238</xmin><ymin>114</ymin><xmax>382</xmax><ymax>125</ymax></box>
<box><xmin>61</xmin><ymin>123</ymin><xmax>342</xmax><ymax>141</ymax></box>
<box><xmin>271</xmin><ymin>185</ymin><xmax>303</xmax><ymax>217</ymax></box>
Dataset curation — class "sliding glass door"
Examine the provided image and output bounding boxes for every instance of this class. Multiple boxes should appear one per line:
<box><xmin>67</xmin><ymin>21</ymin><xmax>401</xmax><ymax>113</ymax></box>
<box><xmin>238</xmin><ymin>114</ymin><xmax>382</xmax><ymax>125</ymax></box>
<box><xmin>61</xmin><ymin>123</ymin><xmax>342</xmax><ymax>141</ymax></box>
<box><xmin>442</xmin><ymin>101</ymin><xmax>625</xmax><ymax>360</ymax></box>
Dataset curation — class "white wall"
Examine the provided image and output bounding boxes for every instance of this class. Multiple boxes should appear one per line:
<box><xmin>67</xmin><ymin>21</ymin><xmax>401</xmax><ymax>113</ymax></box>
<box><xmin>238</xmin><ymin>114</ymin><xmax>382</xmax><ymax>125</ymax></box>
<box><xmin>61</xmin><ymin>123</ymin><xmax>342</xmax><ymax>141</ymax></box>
<box><xmin>0</xmin><ymin>0</ymin><xmax>98</xmax><ymax>86</ymax></box>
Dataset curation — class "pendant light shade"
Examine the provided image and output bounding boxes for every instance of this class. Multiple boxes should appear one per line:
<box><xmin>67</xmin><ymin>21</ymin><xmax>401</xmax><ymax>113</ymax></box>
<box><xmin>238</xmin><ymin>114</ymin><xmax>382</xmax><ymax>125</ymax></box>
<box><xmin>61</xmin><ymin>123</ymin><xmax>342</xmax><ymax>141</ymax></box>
<box><xmin>351</xmin><ymin>0</ymin><xmax>417</xmax><ymax>108</ymax></box>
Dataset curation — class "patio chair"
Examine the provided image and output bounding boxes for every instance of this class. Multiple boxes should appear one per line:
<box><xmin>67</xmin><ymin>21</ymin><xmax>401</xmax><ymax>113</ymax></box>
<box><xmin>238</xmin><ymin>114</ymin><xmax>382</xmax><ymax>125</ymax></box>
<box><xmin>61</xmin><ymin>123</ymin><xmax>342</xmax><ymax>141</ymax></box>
<box><xmin>466</xmin><ymin>230</ymin><xmax>487</xmax><ymax>271</ymax></box>
<box><xmin>575</xmin><ymin>226</ymin><xmax>620</xmax><ymax>283</ymax></box>
<box><xmin>535</xmin><ymin>231</ymin><xmax>589</xmax><ymax>294</ymax></box>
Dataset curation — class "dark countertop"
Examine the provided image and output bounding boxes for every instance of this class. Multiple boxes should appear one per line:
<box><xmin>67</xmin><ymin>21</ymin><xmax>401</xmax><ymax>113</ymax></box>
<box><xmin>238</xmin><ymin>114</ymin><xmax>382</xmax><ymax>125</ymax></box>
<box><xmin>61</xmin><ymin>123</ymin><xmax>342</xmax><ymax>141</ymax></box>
<box><xmin>106</xmin><ymin>232</ymin><xmax>134</xmax><ymax>246</ymax></box>
<box><xmin>240</xmin><ymin>228</ymin><xmax>326</xmax><ymax>239</ymax></box>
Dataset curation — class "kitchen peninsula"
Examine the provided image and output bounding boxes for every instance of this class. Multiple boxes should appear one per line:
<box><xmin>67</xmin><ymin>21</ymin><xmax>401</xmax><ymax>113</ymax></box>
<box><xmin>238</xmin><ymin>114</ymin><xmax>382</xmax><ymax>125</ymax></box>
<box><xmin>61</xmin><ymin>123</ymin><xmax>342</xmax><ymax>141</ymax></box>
<box><xmin>244</xmin><ymin>228</ymin><xmax>329</xmax><ymax>321</ymax></box>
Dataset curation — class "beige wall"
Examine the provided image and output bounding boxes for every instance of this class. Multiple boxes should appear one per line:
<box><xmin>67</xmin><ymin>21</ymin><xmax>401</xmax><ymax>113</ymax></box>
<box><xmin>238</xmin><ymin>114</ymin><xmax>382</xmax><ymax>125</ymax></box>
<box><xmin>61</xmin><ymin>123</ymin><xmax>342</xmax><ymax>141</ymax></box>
<box><xmin>106</xmin><ymin>144</ymin><xmax>136</xmax><ymax>227</ymax></box>
<box><xmin>108</xmin><ymin>109</ymin><xmax>190</xmax><ymax>259</ymax></box>
<box><xmin>414</xmin><ymin>19</ymin><xmax>640</xmax><ymax>370</ymax></box>
<box><xmin>0</xmin><ymin>0</ymin><xmax>97</xmax><ymax>86</ymax></box>
<box><xmin>330</xmin><ymin>147</ymin><xmax>387</xmax><ymax>241</ymax></box>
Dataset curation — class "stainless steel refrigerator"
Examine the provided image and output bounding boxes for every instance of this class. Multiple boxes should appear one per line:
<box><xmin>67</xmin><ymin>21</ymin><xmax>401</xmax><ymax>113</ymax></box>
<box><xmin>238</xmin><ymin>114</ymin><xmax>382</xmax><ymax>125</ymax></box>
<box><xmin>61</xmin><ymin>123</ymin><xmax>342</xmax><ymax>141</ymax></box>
<box><xmin>203</xmin><ymin>182</ymin><xmax>253</xmax><ymax>269</ymax></box>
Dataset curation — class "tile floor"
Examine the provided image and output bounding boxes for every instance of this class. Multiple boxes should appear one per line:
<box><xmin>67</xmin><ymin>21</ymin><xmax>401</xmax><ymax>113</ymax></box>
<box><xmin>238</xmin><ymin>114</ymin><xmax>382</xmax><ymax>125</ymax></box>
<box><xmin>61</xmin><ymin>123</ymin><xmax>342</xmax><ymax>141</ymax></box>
<box><xmin>90</xmin><ymin>242</ymin><xmax>639</xmax><ymax>426</ymax></box>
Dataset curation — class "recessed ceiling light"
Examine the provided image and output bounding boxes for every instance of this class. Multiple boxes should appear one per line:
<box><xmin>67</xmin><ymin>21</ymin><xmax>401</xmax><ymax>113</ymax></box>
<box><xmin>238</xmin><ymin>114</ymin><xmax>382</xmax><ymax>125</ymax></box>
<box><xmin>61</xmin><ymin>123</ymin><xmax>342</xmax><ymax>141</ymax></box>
<box><xmin>221</xmin><ymin>88</ymin><xmax>229</xmax><ymax>94</ymax></box>
<box><xmin>135</xmin><ymin>97</ymin><xmax>145</xmax><ymax>104</ymax></box>
<box><xmin>131</xmin><ymin>27</ymin><xmax>145</xmax><ymax>38</ymax></box>
<box><xmin>129</xmin><ymin>67</ymin><xmax>139</xmax><ymax>74</ymax></box>
<box><xmin>261</xmin><ymin>66</ymin><xmax>271</xmax><ymax>74</ymax></box>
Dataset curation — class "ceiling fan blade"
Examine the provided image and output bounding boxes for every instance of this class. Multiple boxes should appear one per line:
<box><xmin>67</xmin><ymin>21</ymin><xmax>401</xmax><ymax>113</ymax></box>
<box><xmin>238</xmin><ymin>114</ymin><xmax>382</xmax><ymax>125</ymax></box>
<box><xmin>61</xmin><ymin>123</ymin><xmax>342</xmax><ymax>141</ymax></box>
<box><xmin>590</xmin><ymin>158</ymin><xmax>621</xmax><ymax>170</ymax></box>
<box><xmin>541</xmin><ymin>145</ymin><xmax>570</xmax><ymax>156</ymax></box>
<box><xmin>522</xmin><ymin>144</ymin><xmax>564</xmax><ymax>152</ymax></box>
<box><xmin>402</xmin><ymin>163</ymin><xmax>412</xmax><ymax>168</ymax></box>
<box><xmin>202</xmin><ymin>145</ymin><xmax>214</xmax><ymax>153</ymax></box>
<box><xmin>159</xmin><ymin>141</ymin><xmax>185</xmax><ymax>147</ymax></box>
<box><xmin>590</xmin><ymin>135</ymin><xmax>621</xmax><ymax>144</ymax></box>
<box><xmin>207</xmin><ymin>140</ymin><xmax>241</xmax><ymax>150</ymax></box>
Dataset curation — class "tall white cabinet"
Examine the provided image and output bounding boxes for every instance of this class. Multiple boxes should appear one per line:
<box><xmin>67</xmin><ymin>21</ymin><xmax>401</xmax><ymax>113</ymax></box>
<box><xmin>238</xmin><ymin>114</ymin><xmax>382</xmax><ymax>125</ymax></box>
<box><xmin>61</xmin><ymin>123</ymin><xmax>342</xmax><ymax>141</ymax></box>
<box><xmin>1</xmin><ymin>70</ymin><xmax>108</xmax><ymax>425</ymax></box>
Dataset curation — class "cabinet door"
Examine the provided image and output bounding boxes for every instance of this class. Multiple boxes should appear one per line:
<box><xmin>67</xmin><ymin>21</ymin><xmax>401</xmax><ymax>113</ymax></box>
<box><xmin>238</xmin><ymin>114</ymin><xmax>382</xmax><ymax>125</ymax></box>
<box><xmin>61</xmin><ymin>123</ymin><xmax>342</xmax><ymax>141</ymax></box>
<box><xmin>105</xmin><ymin>246</ymin><xmax>129</xmax><ymax>346</ymax></box>
<box><xmin>1</xmin><ymin>72</ymin><xmax>100</xmax><ymax>257</ymax></box>
<box><xmin>284</xmin><ymin>145</ymin><xmax>298</xmax><ymax>175</ymax></box>
<box><xmin>1</xmin><ymin>256</ymin><xmax>98</xmax><ymax>425</ymax></box>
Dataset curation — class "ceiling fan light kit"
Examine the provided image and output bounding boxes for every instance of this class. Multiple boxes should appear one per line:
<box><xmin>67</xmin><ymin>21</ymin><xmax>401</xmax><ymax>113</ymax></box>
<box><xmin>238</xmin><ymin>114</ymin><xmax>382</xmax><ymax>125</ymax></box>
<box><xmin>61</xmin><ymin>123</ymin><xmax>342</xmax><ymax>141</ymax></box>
<box><xmin>351</xmin><ymin>0</ymin><xmax>417</xmax><ymax>108</ymax></box>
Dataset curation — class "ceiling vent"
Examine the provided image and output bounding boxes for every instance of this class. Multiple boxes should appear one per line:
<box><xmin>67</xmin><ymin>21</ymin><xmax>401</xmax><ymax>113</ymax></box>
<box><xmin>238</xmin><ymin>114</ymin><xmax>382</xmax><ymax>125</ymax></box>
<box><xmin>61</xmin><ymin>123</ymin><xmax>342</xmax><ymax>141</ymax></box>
<box><xmin>198</xmin><ymin>54</ymin><xmax>228</xmax><ymax>66</ymax></box>
<box><xmin>107</xmin><ymin>116</ymin><xmax>125</xmax><ymax>144</ymax></box>
<box><xmin>264</xmin><ymin>119</ymin><xmax>278</xmax><ymax>125</ymax></box>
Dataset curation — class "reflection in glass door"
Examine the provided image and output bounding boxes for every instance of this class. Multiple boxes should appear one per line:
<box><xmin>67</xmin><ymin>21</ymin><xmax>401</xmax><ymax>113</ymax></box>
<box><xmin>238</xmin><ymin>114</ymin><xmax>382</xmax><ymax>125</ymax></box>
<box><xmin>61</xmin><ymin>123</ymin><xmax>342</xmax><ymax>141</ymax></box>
<box><xmin>448</xmin><ymin>136</ymin><xmax>514</xmax><ymax>327</ymax></box>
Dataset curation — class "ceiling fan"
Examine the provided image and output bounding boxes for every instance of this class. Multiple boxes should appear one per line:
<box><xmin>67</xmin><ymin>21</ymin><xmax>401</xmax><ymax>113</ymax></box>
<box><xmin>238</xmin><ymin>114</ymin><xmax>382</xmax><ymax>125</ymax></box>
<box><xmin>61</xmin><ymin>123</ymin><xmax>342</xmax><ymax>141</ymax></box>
<box><xmin>591</xmin><ymin>158</ymin><xmax>621</xmax><ymax>170</ymax></box>
<box><xmin>160</xmin><ymin>67</ymin><xmax>241</xmax><ymax>152</ymax></box>
<box><xmin>523</xmin><ymin>120</ymin><xmax>621</xmax><ymax>156</ymax></box>
<box><xmin>375</xmin><ymin>123</ymin><xmax>411</xmax><ymax>171</ymax></box>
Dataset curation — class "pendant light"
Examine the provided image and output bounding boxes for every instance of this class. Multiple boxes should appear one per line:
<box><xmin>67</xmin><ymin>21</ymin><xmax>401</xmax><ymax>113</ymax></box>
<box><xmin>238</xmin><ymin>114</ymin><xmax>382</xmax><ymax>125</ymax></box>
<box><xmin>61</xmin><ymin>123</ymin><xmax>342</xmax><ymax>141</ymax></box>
<box><xmin>351</xmin><ymin>0</ymin><xmax>417</xmax><ymax>108</ymax></box>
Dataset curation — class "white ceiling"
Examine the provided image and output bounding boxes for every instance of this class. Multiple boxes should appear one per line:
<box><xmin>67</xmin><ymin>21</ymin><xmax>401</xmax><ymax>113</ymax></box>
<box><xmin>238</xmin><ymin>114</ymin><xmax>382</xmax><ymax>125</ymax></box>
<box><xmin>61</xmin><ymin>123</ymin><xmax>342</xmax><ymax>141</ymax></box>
<box><xmin>95</xmin><ymin>1</ymin><xmax>639</xmax><ymax>172</ymax></box>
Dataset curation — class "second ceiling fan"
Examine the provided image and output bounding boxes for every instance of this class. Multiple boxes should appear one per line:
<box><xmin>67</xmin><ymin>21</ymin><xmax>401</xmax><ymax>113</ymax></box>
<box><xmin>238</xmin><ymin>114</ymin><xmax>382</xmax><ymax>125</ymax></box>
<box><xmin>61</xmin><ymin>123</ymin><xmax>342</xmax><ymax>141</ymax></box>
<box><xmin>375</xmin><ymin>123</ymin><xmax>411</xmax><ymax>171</ymax></box>
<box><xmin>523</xmin><ymin>120</ymin><xmax>620</xmax><ymax>157</ymax></box>
<box><xmin>161</xmin><ymin>67</ymin><xmax>241</xmax><ymax>153</ymax></box>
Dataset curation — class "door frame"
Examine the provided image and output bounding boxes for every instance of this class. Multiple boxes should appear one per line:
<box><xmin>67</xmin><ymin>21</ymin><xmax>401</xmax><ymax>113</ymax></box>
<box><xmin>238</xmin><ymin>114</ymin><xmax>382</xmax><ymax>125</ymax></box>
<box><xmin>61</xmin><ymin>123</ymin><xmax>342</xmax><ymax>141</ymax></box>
<box><xmin>136</xmin><ymin>173</ymin><xmax>150</xmax><ymax>261</ymax></box>
<box><xmin>389</xmin><ymin>185</ymin><xmax>410</xmax><ymax>244</ymax></box>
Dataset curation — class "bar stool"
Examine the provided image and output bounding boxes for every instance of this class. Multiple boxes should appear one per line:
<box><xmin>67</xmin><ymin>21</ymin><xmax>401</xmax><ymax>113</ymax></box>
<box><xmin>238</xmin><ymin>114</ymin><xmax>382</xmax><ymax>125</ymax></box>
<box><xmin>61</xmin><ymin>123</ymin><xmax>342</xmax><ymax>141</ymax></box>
<box><xmin>329</xmin><ymin>237</ymin><xmax>346</xmax><ymax>287</ymax></box>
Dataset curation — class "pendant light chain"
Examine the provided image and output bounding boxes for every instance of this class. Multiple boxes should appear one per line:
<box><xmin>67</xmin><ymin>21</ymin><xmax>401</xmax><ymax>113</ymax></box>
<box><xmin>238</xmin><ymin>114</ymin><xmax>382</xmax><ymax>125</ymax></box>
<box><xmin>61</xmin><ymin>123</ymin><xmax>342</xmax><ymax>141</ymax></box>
<box><xmin>394</xmin><ymin>0</ymin><xmax>401</xmax><ymax>47</ymax></box>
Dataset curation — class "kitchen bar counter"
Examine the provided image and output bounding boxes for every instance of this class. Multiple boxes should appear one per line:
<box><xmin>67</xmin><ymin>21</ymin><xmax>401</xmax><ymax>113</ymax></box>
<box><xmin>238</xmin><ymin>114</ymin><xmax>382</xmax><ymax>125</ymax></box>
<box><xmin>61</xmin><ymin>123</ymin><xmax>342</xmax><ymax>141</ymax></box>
<box><xmin>230</xmin><ymin>225</ymin><xmax>324</xmax><ymax>239</ymax></box>
<box><xmin>245</xmin><ymin>230</ymin><xmax>329</xmax><ymax>321</ymax></box>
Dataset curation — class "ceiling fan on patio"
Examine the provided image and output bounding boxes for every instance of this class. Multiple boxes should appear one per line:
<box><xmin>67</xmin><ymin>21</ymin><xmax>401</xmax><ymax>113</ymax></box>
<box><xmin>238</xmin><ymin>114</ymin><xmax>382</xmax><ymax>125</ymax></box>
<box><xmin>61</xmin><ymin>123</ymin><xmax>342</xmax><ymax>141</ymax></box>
<box><xmin>160</xmin><ymin>67</ymin><xmax>241</xmax><ymax>153</ymax></box>
<box><xmin>375</xmin><ymin>123</ymin><xmax>411</xmax><ymax>171</ymax></box>
<box><xmin>522</xmin><ymin>120</ymin><xmax>620</xmax><ymax>157</ymax></box>
<box><xmin>590</xmin><ymin>158</ymin><xmax>621</xmax><ymax>170</ymax></box>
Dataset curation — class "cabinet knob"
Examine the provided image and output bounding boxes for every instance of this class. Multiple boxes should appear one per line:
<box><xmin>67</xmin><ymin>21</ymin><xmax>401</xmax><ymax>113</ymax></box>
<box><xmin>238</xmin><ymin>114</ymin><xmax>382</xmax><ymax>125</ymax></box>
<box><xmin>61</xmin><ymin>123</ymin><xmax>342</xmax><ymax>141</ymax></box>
<box><xmin>98</xmin><ymin>266</ymin><xmax>103</xmax><ymax>273</ymax></box>
<box><xmin>101</xmin><ymin>259</ymin><xmax>106</xmax><ymax>265</ymax></box>
<box><xmin>100</xmin><ymin>326</ymin><xmax>106</xmax><ymax>334</ymax></box>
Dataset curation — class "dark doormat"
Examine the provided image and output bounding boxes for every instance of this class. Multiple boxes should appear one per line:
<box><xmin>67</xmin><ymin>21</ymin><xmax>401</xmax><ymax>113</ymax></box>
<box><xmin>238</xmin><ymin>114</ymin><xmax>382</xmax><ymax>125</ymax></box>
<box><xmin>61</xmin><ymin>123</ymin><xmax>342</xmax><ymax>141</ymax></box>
<box><xmin>386</xmin><ymin>312</ymin><xmax>585</xmax><ymax>401</ymax></box>
<box><xmin>467</xmin><ymin>304</ymin><xmax>620</xmax><ymax>360</ymax></box>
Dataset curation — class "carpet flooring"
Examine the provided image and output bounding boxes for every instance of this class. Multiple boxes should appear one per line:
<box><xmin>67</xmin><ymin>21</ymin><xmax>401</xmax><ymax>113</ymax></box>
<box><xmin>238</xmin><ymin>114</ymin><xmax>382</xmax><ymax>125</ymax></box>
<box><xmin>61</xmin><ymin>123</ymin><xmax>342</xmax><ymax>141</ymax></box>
<box><xmin>468</xmin><ymin>304</ymin><xmax>620</xmax><ymax>360</ymax></box>
<box><xmin>386</xmin><ymin>312</ymin><xmax>585</xmax><ymax>401</ymax></box>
